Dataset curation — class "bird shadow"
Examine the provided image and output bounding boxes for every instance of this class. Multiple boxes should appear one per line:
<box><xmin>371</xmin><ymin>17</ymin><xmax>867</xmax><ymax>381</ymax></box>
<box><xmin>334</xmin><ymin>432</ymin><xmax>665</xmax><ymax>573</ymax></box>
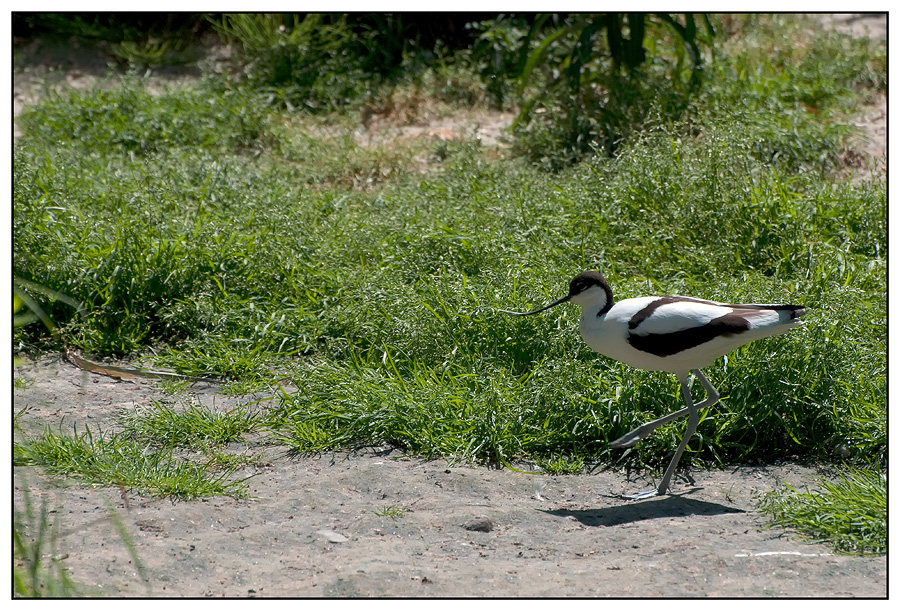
<box><xmin>539</xmin><ymin>490</ymin><xmax>745</xmax><ymax>527</ymax></box>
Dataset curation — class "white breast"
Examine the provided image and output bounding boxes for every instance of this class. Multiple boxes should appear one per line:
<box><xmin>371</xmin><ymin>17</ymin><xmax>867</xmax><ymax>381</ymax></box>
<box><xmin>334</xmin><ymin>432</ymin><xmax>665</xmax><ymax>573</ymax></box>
<box><xmin>578</xmin><ymin>297</ymin><xmax>660</xmax><ymax>366</ymax></box>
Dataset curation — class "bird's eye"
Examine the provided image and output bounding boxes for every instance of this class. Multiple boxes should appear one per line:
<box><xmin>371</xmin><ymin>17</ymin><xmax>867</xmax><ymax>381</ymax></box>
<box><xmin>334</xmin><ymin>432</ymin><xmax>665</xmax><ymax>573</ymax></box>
<box><xmin>572</xmin><ymin>278</ymin><xmax>591</xmax><ymax>294</ymax></box>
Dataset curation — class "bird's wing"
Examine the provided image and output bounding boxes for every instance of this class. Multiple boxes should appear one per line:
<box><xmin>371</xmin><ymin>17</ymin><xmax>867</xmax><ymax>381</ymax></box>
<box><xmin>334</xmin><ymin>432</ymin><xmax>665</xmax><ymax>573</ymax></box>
<box><xmin>626</xmin><ymin>297</ymin><xmax>734</xmax><ymax>336</ymax></box>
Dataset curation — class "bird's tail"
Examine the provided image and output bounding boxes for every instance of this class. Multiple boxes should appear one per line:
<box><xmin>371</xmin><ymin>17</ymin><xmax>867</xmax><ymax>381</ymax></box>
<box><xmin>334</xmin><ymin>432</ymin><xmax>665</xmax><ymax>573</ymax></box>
<box><xmin>733</xmin><ymin>303</ymin><xmax>805</xmax><ymax>321</ymax></box>
<box><xmin>731</xmin><ymin>303</ymin><xmax>806</xmax><ymax>337</ymax></box>
<box><xmin>773</xmin><ymin>304</ymin><xmax>806</xmax><ymax>322</ymax></box>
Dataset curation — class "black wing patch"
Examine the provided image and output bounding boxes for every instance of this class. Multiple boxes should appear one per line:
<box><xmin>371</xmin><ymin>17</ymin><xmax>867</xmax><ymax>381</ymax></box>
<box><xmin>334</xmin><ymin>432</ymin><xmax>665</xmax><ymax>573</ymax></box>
<box><xmin>628</xmin><ymin>312</ymin><xmax>751</xmax><ymax>357</ymax></box>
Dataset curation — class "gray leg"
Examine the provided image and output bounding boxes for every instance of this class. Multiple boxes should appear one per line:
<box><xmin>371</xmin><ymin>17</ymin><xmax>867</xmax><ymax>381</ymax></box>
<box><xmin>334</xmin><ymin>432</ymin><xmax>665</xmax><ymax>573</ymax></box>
<box><xmin>654</xmin><ymin>374</ymin><xmax>701</xmax><ymax>496</ymax></box>
<box><xmin>692</xmin><ymin>369</ymin><xmax>720</xmax><ymax>410</ymax></box>
<box><xmin>609</xmin><ymin>406</ymin><xmax>690</xmax><ymax>449</ymax></box>
<box><xmin>611</xmin><ymin>370</ymin><xmax>721</xmax><ymax>450</ymax></box>
<box><xmin>615</xmin><ymin>369</ymin><xmax>720</xmax><ymax>499</ymax></box>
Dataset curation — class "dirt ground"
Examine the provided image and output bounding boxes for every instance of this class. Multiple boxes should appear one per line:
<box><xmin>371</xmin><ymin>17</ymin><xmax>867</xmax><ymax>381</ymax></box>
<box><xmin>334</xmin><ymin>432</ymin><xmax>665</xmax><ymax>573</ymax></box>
<box><xmin>12</xmin><ymin>15</ymin><xmax>886</xmax><ymax>598</ymax></box>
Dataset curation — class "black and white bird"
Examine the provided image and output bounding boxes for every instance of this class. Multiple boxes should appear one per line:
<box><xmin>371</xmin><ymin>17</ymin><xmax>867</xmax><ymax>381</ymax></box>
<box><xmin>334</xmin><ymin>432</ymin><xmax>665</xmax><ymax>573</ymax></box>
<box><xmin>500</xmin><ymin>270</ymin><xmax>806</xmax><ymax>499</ymax></box>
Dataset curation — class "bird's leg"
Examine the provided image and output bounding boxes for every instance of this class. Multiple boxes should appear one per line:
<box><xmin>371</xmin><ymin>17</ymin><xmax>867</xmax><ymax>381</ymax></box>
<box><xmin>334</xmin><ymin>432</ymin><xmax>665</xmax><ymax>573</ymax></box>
<box><xmin>608</xmin><ymin>406</ymin><xmax>690</xmax><ymax>449</ymax></box>
<box><xmin>609</xmin><ymin>369</ymin><xmax>719</xmax><ymax>449</ymax></box>
<box><xmin>616</xmin><ymin>369</ymin><xmax>720</xmax><ymax>499</ymax></box>
<box><xmin>654</xmin><ymin>373</ymin><xmax>703</xmax><ymax>496</ymax></box>
<box><xmin>691</xmin><ymin>368</ymin><xmax>720</xmax><ymax>410</ymax></box>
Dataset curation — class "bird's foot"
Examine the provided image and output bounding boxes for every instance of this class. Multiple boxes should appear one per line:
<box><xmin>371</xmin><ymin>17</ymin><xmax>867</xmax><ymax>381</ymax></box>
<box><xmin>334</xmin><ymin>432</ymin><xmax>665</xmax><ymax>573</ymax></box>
<box><xmin>619</xmin><ymin>489</ymin><xmax>662</xmax><ymax>501</ymax></box>
<box><xmin>609</xmin><ymin>429</ymin><xmax>648</xmax><ymax>449</ymax></box>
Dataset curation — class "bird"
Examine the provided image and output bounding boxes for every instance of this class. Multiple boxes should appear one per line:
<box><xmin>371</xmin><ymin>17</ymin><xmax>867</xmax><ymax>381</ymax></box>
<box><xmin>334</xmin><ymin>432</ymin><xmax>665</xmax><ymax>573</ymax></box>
<box><xmin>499</xmin><ymin>270</ymin><xmax>806</xmax><ymax>499</ymax></box>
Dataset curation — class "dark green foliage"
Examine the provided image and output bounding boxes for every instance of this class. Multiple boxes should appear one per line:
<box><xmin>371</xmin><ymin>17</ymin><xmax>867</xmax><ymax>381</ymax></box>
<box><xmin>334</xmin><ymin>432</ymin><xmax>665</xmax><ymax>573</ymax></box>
<box><xmin>487</xmin><ymin>13</ymin><xmax>715</xmax><ymax>169</ymax></box>
<box><xmin>211</xmin><ymin>14</ymin><xmax>481</xmax><ymax>112</ymax></box>
<box><xmin>13</xmin><ymin>13</ymin><xmax>208</xmax><ymax>42</ymax></box>
<box><xmin>213</xmin><ymin>14</ymin><xmax>371</xmax><ymax>111</ymax></box>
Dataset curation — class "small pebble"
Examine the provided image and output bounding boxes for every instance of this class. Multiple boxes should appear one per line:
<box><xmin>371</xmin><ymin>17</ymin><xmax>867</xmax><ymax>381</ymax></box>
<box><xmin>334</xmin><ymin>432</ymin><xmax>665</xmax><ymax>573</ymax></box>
<box><xmin>316</xmin><ymin>529</ymin><xmax>349</xmax><ymax>543</ymax></box>
<box><xmin>462</xmin><ymin>517</ymin><xmax>494</xmax><ymax>532</ymax></box>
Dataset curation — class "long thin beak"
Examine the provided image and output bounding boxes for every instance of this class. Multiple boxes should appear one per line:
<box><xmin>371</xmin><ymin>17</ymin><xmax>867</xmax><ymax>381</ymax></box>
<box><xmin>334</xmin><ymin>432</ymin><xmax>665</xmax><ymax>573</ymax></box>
<box><xmin>497</xmin><ymin>295</ymin><xmax>570</xmax><ymax>316</ymax></box>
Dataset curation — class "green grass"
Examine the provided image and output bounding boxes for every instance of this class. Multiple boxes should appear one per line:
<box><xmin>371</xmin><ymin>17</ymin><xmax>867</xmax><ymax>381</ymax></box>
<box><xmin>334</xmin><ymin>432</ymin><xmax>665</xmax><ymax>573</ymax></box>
<box><xmin>14</xmin><ymin>396</ymin><xmax>262</xmax><ymax>503</ymax></box>
<box><xmin>118</xmin><ymin>399</ymin><xmax>268</xmax><ymax>470</ymax></box>
<box><xmin>372</xmin><ymin>504</ymin><xmax>407</xmax><ymax>518</ymax></box>
<box><xmin>118</xmin><ymin>400</ymin><xmax>261</xmax><ymax>450</ymax></box>
<box><xmin>14</xmin><ymin>14</ymin><xmax>885</xmax><ymax>554</ymax></box>
<box><xmin>15</xmin><ymin>425</ymin><xmax>251</xmax><ymax>500</ymax></box>
<box><xmin>534</xmin><ymin>454</ymin><xmax>585</xmax><ymax>475</ymax></box>
<box><xmin>758</xmin><ymin>468</ymin><xmax>886</xmax><ymax>555</ymax></box>
<box><xmin>14</xmin><ymin>377</ymin><xmax>35</xmax><ymax>389</ymax></box>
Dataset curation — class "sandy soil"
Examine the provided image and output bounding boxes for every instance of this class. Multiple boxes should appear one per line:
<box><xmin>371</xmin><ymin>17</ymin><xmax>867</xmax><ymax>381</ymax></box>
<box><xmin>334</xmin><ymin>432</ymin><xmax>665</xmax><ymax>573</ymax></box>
<box><xmin>13</xmin><ymin>15</ymin><xmax>886</xmax><ymax>598</ymax></box>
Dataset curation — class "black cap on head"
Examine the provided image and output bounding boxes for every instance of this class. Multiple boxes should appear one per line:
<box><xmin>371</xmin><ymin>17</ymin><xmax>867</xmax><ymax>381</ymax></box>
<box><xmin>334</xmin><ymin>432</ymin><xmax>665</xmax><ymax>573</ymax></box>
<box><xmin>568</xmin><ymin>270</ymin><xmax>609</xmax><ymax>297</ymax></box>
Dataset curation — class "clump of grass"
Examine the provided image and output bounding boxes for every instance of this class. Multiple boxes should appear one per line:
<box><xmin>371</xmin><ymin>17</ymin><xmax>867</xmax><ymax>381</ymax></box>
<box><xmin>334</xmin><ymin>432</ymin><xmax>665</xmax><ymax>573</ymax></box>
<box><xmin>118</xmin><ymin>400</ymin><xmax>261</xmax><ymax>451</ymax></box>
<box><xmin>533</xmin><ymin>454</ymin><xmax>584</xmax><ymax>475</ymax></box>
<box><xmin>117</xmin><ymin>400</ymin><xmax>267</xmax><ymax>476</ymax></box>
<box><xmin>212</xmin><ymin>14</ymin><xmax>373</xmax><ymax>112</ymax></box>
<box><xmin>15</xmin><ymin>377</ymin><xmax>35</xmax><ymax>389</ymax></box>
<box><xmin>15</xmin><ymin>426</ymin><xmax>249</xmax><ymax>500</ymax></box>
<box><xmin>113</xmin><ymin>38</ymin><xmax>195</xmax><ymax>68</ymax></box>
<box><xmin>372</xmin><ymin>504</ymin><xmax>407</xmax><ymax>518</ymax></box>
<box><xmin>758</xmin><ymin>468</ymin><xmax>886</xmax><ymax>555</ymax></box>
